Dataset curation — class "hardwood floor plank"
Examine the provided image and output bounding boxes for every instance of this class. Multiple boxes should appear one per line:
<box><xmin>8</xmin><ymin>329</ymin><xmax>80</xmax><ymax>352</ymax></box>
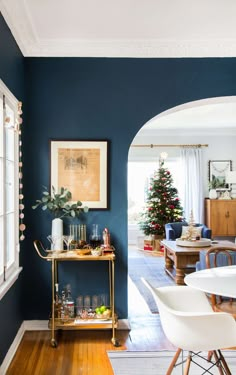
<box><xmin>6</xmin><ymin>248</ymin><xmax>174</xmax><ymax>374</ymax></box>
<box><xmin>6</xmin><ymin>316</ymin><xmax>174</xmax><ymax>375</ymax></box>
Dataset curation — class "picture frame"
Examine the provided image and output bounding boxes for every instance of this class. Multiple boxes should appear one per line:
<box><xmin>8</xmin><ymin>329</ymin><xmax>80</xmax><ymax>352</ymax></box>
<box><xmin>208</xmin><ymin>160</ymin><xmax>232</xmax><ymax>191</ymax></box>
<box><xmin>50</xmin><ymin>140</ymin><xmax>109</xmax><ymax>209</ymax></box>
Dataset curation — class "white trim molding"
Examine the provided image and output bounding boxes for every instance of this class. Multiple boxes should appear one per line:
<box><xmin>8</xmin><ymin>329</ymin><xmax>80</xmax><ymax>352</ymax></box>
<box><xmin>0</xmin><ymin>267</ymin><xmax>22</xmax><ymax>301</ymax></box>
<box><xmin>0</xmin><ymin>322</ymin><xmax>24</xmax><ymax>375</ymax></box>
<box><xmin>2</xmin><ymin>0</ymin><xmax>236</xmax><ymax>57</ymax></box>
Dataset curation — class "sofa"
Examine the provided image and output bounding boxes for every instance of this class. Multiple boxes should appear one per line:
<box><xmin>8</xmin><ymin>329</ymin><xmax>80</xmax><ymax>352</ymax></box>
<box><xmin>165</xmin><ymin>221</ymin><xmax>212</xmax><ymax>241</ymax></box>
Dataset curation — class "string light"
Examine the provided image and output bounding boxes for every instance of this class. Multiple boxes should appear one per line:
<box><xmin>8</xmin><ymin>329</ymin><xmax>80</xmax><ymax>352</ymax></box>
<box><xmin>17</xmin><ymin>101</ymin><xmax>25</xmax><ymax>241</ymax></box>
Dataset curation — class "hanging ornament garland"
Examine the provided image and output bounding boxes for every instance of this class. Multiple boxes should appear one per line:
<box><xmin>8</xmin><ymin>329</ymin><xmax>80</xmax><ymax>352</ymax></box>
<box><xmin>17</xmin><ymin>101</ymin><xmax>26</xmax><ymax>241</ymax></box>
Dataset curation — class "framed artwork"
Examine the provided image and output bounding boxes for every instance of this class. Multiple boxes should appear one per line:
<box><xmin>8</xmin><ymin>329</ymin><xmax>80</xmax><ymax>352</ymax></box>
<box><xmin>208</xmin><ymin>160</ymin><xmax>232</xmax><ymax>190</ymax></box>
<box><xmin>50</xmin><ymin>140</ymin><xmax>109</xmax><ymax>209</ymax></box>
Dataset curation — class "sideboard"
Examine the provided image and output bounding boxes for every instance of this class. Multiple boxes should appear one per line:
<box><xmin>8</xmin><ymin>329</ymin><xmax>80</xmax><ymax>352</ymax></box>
<box><xmin>205</xmin><ymin>198</ymin><xmax>236</xmax><ymax>237</ymax></box>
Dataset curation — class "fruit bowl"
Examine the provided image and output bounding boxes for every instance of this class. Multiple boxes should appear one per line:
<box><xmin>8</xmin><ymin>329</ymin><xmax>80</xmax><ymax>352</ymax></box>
<box><xmin>95</xmin><ymin>306</ymin><xmax>111</xmax><ymax>319</ymax></box>
<box><xmin>91</xmin><ymin>248</ymin><xmax>102</xmax><ymax>256</ymax></box>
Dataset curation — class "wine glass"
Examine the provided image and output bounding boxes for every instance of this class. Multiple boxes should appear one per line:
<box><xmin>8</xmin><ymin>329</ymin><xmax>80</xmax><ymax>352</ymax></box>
<box><xmin>63</xmin><ymin>235</ymin><xmax>74</xmax><ymax>251</ymax></box>
<box><xmin>47</xmin><ymin>235</ymin><xmax>63</xmax><ymax>251</ymax></box>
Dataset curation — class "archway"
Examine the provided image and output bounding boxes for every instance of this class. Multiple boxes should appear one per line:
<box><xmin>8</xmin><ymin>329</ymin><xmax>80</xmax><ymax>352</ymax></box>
<box><xmin>127</xmin><ymin>96</ymin><xmax>236</xmax><ymax>315</ymax></box>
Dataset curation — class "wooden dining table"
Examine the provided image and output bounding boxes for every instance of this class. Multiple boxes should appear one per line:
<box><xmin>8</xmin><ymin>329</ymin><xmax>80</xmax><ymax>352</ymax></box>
<box><xmin>184</xmin><ymin>265</ymin><xmax>236</xmax><ymax>298</ymax></box>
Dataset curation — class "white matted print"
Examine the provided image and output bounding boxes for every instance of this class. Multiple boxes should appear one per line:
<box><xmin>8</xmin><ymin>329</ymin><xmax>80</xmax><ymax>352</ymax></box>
<box><xmin>50</xmin><ymin>140</ymin><xmax>109</xmax><ymax>209</ymax></box>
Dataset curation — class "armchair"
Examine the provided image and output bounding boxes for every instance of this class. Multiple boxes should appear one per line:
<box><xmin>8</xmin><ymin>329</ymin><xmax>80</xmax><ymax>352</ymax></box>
<box><xmin>142</xmin><ymin>280</ymin><xmax>236</xmax><ymax>374</ymax></box>
<box><xmin>165</xmin><ymin>221</ymin><xmax>211</xmax><ymax>240</ymax></box>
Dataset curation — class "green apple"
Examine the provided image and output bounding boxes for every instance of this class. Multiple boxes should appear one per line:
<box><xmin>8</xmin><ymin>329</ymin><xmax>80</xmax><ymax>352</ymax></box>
<box><xmin>95</xmin><ymin>307</ymin><xmax>101</xmax><ymax>314</ymax></box>
<box><xmin>100</xmin><ymin>305</ymin><xmax>107</xmax><ymax>313</ymax></box>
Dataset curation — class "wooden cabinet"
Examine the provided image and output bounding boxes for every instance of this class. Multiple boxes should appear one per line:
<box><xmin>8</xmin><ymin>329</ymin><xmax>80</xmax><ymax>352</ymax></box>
<box><xmin>205</xmin><ymin>199</ymin><xmax>236</xmax><ymax>237</ymax></box>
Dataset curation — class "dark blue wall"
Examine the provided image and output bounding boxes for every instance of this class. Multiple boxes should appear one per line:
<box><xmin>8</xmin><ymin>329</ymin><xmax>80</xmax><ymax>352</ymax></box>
<box><xmin>22</xmin><ymin>57</ymin><xmax>236</xmax><ymax>322</ymax></box>
<box><xmin>2</xmin><ymin>9</ymin><xmax>236</xmax><ymax>366</ymax></box>
<box><xmin>0</xmin><ymin>13</ymin><xmax>24</xmax><ymax>365</ymax></box>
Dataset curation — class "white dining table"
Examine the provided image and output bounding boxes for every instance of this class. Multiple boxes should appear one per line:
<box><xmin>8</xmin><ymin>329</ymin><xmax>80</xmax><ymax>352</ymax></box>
<box><xmin>184</xmin><ymin>265</ymin><xmax>236</xmax><ymax>298</ymax></box>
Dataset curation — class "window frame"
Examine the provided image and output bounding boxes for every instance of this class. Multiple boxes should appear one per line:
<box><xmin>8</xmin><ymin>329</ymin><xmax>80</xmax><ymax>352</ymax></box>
<box><xmin>0</xmin><ymin>79</ymin><xmax>22</xmax><ymax>300</ymax></box>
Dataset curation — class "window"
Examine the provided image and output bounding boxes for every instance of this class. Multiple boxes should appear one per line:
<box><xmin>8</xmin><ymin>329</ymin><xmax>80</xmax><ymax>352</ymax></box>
<box><xmin>0</xmin><ymin>80</ymin><xmax>22</xmax><ymax>300</ymax></box>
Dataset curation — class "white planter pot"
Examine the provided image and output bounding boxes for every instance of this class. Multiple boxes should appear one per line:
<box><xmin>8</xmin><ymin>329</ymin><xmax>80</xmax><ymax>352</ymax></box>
<box><xmin>209</xmin><ymin>189</ymin><xmax>217</xmax><ymax>199</ymax></box>
<box><xmin>51</xmin><ymin>218</ymin><xmax>63</xmax><ymax>250</ymax></box>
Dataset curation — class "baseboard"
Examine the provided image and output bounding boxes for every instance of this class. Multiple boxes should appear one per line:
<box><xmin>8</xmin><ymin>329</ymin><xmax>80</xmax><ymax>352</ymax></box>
<box><xmin>23</xmin><ymin>320</ymin><xmax>49</xmax><ymax>331</ymax></box>
<box><xmin>0</xmin><ymin>322</ymin><xmax>25</xmax><ymax>375</ymax></box>
<box><xmin>0</xmin><ymin>318</ymin><xmax>130</xmax><ymax>374</ymax></box>
<box><xmin>117</xmin><ymin>319</ymin><xmax>131</xmax><ymax>330</ymax></box>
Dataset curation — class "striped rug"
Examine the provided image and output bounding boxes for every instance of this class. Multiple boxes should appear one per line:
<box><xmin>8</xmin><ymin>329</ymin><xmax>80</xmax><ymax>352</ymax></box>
<box><xmin>108</xmin><ymin>350</ymin><xmax>236</xmax><ymax>375</ymax></box>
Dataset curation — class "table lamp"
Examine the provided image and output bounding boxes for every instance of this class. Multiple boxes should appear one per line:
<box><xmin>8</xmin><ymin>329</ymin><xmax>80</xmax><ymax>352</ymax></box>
<box><xmin>226</xmin><ymin>171</ymin><xmax>236</xmax><ymax>198</ymax></box>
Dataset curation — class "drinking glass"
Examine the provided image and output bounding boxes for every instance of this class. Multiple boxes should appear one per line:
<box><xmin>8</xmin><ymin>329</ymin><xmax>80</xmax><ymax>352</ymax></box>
<box><xmin>63</xmin><ymin>235</ymin><xmax>74</xmax><ymax>251</ymax></box>
<box><xmin>47</xmin><ymin>235</ymin><xmax>62</xmax><ymax>251</ymax></box>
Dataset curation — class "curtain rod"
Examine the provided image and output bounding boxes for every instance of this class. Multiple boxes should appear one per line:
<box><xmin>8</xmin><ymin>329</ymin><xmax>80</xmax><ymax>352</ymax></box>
<box><xmin>131</xmin><ymin>144</ymin><xmax>208</xmax><ymax>148</ymax></box>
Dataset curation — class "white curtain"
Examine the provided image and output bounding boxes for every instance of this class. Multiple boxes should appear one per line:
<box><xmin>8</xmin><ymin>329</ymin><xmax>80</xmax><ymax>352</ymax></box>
<box><xmin>180</xmin><ymin>147</ymin><xmax>203</xmax><ymax>223</ymax></box>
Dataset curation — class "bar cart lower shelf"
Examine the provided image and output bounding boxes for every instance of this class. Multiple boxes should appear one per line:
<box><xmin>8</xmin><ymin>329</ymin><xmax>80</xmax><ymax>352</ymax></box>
<box><xmin>34</xmin><ymin>240</ymin><xmax>120</xmax><ymax>348</ymax></box>
<box><xmin>48</xmin><ymin>316</ymin><xmax>119</xmax><ymax>347</ymax></box>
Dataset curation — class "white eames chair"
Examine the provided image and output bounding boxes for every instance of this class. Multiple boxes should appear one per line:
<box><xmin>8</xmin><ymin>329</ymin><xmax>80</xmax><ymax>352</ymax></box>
<box><xmin>142</xmin><ymin>279</ymin><xmax>236</xmax><ymax>375</ymax></box>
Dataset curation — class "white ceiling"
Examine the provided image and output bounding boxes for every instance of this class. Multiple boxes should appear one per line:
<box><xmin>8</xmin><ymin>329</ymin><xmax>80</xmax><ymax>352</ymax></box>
<box><xmin>138</xmin><ymin>98</ymin><xmax>236</xmax><ymax>136</ymax></box>
<box><xmin>1</xmin><ymin>1</ymin><xmax>236</xmax><ymax>135</ymax></box>
<box><xmin>1</xmin><ymin>0</ymin><xmax>236</xmax><ymax>57</ymax></box>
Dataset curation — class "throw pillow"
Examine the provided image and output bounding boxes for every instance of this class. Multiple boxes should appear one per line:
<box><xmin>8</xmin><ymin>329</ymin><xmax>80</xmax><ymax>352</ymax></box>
<box><xmin>181</xmin><ymin>226</ymin><xmax>203</xmax><ymax>238</ymax></box>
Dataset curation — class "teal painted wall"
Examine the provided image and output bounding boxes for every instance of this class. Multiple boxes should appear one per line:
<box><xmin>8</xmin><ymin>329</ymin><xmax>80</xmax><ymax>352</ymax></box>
<box><xmin>1</xmin><ymin>9</ymin><xmax>236</xmax><ymax>365</ymax></box>
<box><xmin>22</xmin><ymin>57</ymin><xmax>236</xmax><ymax>321</ymax></box>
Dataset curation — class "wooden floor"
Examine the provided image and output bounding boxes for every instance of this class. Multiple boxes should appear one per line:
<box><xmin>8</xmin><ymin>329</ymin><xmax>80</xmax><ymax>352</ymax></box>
<box><xmin>6</xmin><ymin>248</ymin><xmax>175</xmax><ymax>375</ymax></box>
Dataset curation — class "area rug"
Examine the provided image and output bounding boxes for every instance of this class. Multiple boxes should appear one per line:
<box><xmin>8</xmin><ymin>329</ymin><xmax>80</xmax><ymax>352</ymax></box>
<box><xmin>107</xmin><ymin>350</ymin><xmax>236</xmax><ymax>375</ymax></box>
<box><xmin>128</xmin><ymin>255</ymin><xmax>175</xmax><ymax>313</ymax></box>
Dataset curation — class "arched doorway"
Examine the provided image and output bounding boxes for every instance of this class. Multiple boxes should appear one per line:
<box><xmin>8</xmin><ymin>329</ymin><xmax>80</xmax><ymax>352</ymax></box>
<box><xmin>127</xmin><ymin>96</ymin><xmax>236</xmax><ymax>316</ymax></box>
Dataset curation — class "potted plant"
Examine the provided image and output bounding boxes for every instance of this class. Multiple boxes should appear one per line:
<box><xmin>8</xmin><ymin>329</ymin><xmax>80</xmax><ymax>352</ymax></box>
<box><xmin>208</xmin><ymin>178</ymin><xmax>221</xmax><ymax>199</ymax></box>
<box><xmin>32</xmin><ymin>186</ymin><xmax>89</xmax><ymax>250</ymax></box>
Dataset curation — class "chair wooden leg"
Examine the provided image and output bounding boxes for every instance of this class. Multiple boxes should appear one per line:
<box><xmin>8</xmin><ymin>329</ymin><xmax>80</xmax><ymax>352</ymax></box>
<box><xmin>212</xmin><ymin>351</ymin><xmax>224</xmax><ymax>375</ymax></box>
<box><xmin>183</xmin><ymin>352</ymin><xmax>192</xmax><ymax>375</ymax></box>
<box><xmin>166</xmin><ymin>348</ymin><xmax>182</xmax><ymax>375</ymax></box>
<box><xmin>217</xmin><ymin>350</ymin><xmax>232</xmax><ymax>375</ymax></box>
<box><xmin>208</xmin><ymin>350</ymin><xmax>213</xmax><ymax>361</ymax></box>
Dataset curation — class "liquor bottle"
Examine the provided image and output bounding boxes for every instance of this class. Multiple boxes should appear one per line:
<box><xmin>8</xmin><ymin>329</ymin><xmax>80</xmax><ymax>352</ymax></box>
<box><xmin>65</xmin><ymin>286</ymin><xmax>75</xmax><ymax>318</ymax></box>
<box><xmin>55</xmin><ymin>283</ymin><xmax>61</xmax><ymax>319</ymax></box>
<box><xmin>61</xmin><ymin>290</ymin><xmax>68</xmax><ymax>322</ymax></box>
<box><xmin>103</xmin><ymin>227</ymin><xmax>111</xmax><ymax>249</ymax></box>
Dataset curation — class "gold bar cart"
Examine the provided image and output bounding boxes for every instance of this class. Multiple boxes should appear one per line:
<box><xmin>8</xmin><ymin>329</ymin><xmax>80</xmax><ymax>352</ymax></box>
<box><xmin>33</xmin><ymin>240</ymin><xmax>119</xmax><ymax>348</ymax></box>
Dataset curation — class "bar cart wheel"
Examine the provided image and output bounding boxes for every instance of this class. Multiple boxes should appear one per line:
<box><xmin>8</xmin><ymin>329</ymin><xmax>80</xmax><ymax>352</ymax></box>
<box><xmin>111</xmin><ymin>337</ymin><xmax>120</xmax><ymax>347</ymax></box>
<box><xmin>51</xmin><ymin>338</ymin><xmax>58</xmax><ymax>348</ymax></box>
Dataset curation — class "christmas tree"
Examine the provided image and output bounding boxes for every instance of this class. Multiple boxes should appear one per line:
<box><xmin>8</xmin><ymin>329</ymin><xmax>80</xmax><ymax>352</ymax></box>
<box><xmin>139</xmin><ymin>161</ymin><xmax>184</xmax><ymax>236</ymax></box>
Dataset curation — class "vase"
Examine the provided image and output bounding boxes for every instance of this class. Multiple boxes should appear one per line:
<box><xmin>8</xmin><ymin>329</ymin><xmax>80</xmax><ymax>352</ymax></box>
<box><xmin>209</xmin><ymin>189</ymin><xmax>217</xmax><ymax>199</ymax></box>
<box><xmin>51</xmin><ymin>218</ymin><xmax>63</xmax><ymax>250</ymax></box>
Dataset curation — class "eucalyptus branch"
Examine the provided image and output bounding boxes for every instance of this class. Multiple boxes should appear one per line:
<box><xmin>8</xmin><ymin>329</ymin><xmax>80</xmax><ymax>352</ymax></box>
<box><xmin>32</xmin><ymin>186</ymin><xmax>89</xmax><ymax>218</ymax></box>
